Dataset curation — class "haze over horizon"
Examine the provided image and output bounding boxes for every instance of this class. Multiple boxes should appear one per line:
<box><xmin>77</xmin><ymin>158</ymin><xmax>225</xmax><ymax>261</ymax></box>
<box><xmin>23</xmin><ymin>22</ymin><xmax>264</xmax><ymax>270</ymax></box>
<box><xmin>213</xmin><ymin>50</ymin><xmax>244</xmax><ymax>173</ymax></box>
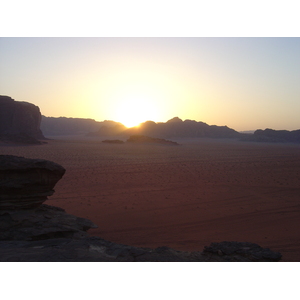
<box><xmin>1</xmin><ymin>37</ymin><xmax>299</xmax><ymax>131</ymax></box>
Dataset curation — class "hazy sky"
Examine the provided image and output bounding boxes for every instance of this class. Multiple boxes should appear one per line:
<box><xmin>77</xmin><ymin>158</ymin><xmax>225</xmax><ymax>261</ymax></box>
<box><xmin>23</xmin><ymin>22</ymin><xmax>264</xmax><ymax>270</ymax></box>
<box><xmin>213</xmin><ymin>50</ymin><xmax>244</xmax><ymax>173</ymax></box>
<box><xmin>1</xmin><ymin>37</ymin><xmax>299</xmax><ymax>130</ymax></box>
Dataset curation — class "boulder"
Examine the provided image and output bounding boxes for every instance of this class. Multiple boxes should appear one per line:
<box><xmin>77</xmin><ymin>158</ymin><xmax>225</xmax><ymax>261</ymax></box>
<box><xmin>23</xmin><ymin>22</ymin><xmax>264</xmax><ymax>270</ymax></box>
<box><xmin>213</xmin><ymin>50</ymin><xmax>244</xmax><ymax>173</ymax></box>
<box><xmin>202</xmin><ymin>241</ymin><xmax>282</xmax><ymax>262</ymax></box>
<box><xmin>0</xmin><ymin>155</ymin><xmax>65</xmax><ymax>209</ymax></box>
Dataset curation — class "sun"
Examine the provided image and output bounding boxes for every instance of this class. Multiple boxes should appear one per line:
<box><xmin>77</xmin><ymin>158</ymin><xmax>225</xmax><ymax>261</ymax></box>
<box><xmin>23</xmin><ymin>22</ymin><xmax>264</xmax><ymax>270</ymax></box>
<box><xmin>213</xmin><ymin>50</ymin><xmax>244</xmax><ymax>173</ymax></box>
<box><xmin>114</xmin><ymin>95</ymin><xmax>159</xmax><ymax>128</ymax></box>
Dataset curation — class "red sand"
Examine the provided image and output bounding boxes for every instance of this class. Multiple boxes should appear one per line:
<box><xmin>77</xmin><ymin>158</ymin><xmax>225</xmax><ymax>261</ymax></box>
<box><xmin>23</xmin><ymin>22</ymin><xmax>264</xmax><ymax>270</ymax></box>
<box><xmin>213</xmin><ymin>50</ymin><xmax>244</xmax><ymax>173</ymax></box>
<box><xmin>1</xmin><ymin>137</ymin><xmax>300</xmax><ymax>261</ymax></box>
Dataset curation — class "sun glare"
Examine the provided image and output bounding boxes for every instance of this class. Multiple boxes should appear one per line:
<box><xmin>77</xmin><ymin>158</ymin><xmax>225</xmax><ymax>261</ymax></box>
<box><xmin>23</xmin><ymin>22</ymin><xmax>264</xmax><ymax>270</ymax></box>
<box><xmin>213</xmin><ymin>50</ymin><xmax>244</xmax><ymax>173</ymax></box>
<box><xmin>114</xmin><ymin>95</ymin><xmax>159</xmax><ymax>128</ymax></box>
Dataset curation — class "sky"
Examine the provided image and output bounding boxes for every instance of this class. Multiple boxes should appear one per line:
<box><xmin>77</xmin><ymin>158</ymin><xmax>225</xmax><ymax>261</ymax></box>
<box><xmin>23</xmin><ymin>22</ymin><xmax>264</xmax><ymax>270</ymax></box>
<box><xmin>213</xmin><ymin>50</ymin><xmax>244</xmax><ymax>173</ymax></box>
<box><xmin>1</xmin><ymin>37</ymin><xmax>299</xmax><ymax>130</ymax></box>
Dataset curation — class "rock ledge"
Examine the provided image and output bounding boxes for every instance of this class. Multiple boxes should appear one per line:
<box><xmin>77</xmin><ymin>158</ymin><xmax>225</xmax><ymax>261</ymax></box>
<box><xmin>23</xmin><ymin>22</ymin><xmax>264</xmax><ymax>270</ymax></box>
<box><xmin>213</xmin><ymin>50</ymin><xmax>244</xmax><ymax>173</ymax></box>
<box><xmin>0</xmin><ymin>155</ymin><xmax>65</xmax><ymax>209</ymax></box>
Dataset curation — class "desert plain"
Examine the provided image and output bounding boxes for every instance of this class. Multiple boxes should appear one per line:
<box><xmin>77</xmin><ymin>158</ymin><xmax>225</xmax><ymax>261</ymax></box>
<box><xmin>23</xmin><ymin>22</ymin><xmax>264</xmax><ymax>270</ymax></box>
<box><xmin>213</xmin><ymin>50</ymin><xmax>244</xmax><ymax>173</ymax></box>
<box><xmin>1</xmin><ymin>136</ymin><xmax>299</xmax><ymax>261</ymax></box>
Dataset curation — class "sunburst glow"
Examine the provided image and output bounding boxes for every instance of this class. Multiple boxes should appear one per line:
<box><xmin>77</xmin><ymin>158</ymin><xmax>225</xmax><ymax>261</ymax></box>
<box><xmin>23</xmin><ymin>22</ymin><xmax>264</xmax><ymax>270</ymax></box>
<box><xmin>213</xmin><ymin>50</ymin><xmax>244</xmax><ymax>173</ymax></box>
<box><xmin>114</xmin><ymin>94</ymin><xmax>159</xmax><ymax>128</ymax></box>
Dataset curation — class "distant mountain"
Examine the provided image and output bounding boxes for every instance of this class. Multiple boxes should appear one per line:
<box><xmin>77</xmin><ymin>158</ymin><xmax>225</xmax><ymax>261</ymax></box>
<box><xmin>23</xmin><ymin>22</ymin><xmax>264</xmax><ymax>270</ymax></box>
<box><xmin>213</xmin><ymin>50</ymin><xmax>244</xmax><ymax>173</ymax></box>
<box><xmin>41</xmin><ymin>116</ymin><xmax>101</xmax><ymax>136</ymax></box>
<box><xmin>86</xmin><ymin>121</ymin><xmax>126</xmax><ymax>137</ymax></box>
<box><xmin>85</xmin><ymin>117</ymin><xmax>240</xmax><ymax>139</ymax></box>
<box><xmin>238</xmin><ymin>128</ymin><xmax>300</xmax><ymax>143</ymax></box>
<box><xmin>41</xmin><ymin>115</ymin><xmax>300</xmax><ymax>143</ymax></box>
<box><xmin>253</xmin><ymin>128</ymin><xmax>300</xmax><ymax>143</ymax></box>
<box><xmin>42</xmin><ymin>116</ymin><xmax>240</xmax><ymax>139</ymax></box>
<box><xmin>41</xmin><ymin>116</ymin><xmax>126</xmax><ymax>136</ymax></box>
<box><xmin>239</xmin><ymin>130</ymin><xmax>255</xmax><ymax>134</ymax></box>
<box><xmin>123</xmin><ymin>117</ymin><xmax>240</xmax><ymax>139</ymax></box>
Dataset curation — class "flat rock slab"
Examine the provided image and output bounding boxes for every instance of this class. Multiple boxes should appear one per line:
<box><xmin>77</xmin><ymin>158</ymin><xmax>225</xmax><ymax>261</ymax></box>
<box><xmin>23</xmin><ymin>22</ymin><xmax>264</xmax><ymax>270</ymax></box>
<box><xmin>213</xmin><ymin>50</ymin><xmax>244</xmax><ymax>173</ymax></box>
<box><xmin>0</xmin><ymin>204</ymin><xmax>97</xmax><ymax>241</ymax></box>
<box><xmin>0</xmin><ymin>155</ymin><xmax>65</xmax><ymax>209</ymax></box>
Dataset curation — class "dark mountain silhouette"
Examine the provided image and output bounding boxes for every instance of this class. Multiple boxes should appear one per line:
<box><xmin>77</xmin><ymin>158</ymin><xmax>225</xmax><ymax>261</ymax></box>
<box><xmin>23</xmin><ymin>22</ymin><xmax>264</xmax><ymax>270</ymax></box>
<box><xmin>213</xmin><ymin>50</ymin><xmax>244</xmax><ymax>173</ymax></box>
<box><xmin>238</xmin><ymin>128</ymin><xmax>300</xmax><ymax>143</ymax></box>
<box><xmin>123</xmin><ymin>117</ymin><xmax>240</xmax><ymax>139</ymax></box>
<box><xmin>42</xmin><ymin>116</ymin><xmax>240</xmax><ymax>139</ymax></box>
<box><xmin>252</xmin><ymin>128</ymin><xmax>300</xmax><ymax>143</ymax></box>
<box><xmin>0</xmin><ymin>95</ymin><xmax>45</xmax><ymax>144</ymax></box>
<box><xmin>86</xmin><ymin>121</ymin><xmax>127</xmax><ymax>137</ymax></box>
<box><xmin>41</xmin><ymin>116</ymin><xmax>102</xmax><ymax>136</ymax></box>
<box><xmin>40</xmin><ymin>113</ymin><xmax>300</xmax><ymax>143</ymax></box>
<box><xmin>41</xmin><ymin>116</ymin><xmax>126</xmax><ymax>136</ymax></box>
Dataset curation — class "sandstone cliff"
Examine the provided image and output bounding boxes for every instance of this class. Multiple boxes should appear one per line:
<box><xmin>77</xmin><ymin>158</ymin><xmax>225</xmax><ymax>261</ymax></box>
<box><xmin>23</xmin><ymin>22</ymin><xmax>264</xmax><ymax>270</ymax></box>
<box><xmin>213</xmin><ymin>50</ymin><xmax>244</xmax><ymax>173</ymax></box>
<box><xmin>0</xmin><ymin>95</ymin><xmax>45</xmax><ymax>144</ymax></box>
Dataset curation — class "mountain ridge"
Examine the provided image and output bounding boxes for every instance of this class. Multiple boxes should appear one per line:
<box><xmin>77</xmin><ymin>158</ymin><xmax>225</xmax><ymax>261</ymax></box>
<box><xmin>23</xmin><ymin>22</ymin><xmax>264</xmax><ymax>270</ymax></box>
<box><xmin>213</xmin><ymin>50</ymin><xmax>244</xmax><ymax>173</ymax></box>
<box><xmin>42</xmin><ymin>115</ymin><xmax>241</xmax><ymax>139</ymax></box>
<box><xmin>41</xmin><ymin>115</ymin><xmax>300</xmax><ymax>143</ymax></box>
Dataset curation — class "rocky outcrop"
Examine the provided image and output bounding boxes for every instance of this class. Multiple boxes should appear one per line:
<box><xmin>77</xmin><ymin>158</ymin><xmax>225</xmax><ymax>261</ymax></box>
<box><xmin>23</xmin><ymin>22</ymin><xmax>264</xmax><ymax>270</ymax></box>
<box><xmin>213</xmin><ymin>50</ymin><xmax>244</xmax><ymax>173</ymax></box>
<box><xmin>0</xmin><ymin>155</ymin><xmax>66</xmax><ymax>209</ymax></box>
<box><xmin>202</xmin><ymin>241</ymin><xmax>282</xmax><ymax>262</ymax></box>
<box><xmin>0</xmin><ymin>155</ymin><xmax>282</xmax><ymax>262</ymax></box>
<box><xmin>0</xmin><ymin>204</ymin><xmax>97</xmax><ymax>241</ymax></box>
<box><xmin>102</xmin><ymin>139</ymin><xmax>125</xmax><ymax>144</ymax></box>
<box><xmin>0</xmin><ymin>235</ymin><xmax>282</xmax><ymax>262</ymax></box>
<box><xmin>0</xmin><ymin>95</ymin><xmax>45</xmax><ymax>144</ymax></box>
<box><xmin>127</xmin><ymin>135</ymin><xmax>179</xmax><ymax>145</ymax></box>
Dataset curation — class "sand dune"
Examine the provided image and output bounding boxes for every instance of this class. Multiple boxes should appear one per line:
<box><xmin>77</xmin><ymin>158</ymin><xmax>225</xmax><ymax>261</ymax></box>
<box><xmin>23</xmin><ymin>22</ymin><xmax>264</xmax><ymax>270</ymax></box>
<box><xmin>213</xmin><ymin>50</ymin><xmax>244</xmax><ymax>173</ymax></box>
<box><xmin>1</xmin><ymin>137</ymin><xmax>299</xmax><ymax>261</ymax></box>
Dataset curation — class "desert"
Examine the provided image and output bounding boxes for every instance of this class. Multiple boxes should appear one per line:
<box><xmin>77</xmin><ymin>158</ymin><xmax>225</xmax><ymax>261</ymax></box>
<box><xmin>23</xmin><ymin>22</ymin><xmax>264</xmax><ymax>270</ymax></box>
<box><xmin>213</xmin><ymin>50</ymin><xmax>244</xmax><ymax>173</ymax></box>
<box><xmin>1</xmin><ymin>136</ymin><xmax>299</xmax><ymax>261</ymax></box>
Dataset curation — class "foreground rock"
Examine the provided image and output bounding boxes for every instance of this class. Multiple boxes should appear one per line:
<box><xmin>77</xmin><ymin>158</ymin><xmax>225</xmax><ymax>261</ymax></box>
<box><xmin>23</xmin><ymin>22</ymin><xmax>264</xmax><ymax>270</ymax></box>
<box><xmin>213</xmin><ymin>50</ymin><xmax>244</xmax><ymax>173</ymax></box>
<box><xmin>0</xmin><ymin>95</ymin><xmax>45</xmax><ymax>144</ymax></box>
<box><xmin>0</xmin><ymin>204</ymin><xmax>97</xmax><ymax>241</ymax></box>
<box><xmin>0</xmin><ymin>230</ymin><xmax>282</xmax><ymax>262</ymax></box>
<box><xmin>202</xmin><ymin>241</ymin><xmax>282</xmax><ymax>262</ymax></box>
<box><xmin>0</xmin><ymin>155</ymin><xmax>66</xmax><ymax>209</ymax></box>
<box><xmin>0</xmin><ymin>155</ymin><xmax>282</xmax><ymax>262</ymax></box>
